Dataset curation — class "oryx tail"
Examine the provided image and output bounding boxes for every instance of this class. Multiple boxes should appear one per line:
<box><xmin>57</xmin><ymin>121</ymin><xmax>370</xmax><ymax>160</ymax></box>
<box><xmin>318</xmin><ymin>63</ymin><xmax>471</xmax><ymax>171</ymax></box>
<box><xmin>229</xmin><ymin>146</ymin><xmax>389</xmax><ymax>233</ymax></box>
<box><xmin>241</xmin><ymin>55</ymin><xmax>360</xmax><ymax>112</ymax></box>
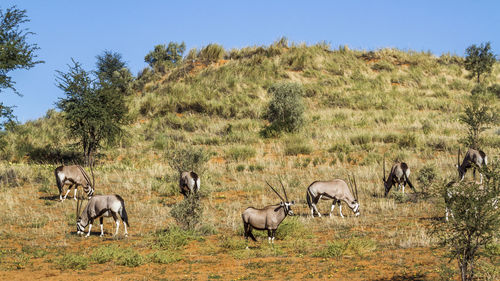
<box><xmin>116</xmin><ymin>195</ymin><xmax>130</xmax><ymax>227</ymax></box>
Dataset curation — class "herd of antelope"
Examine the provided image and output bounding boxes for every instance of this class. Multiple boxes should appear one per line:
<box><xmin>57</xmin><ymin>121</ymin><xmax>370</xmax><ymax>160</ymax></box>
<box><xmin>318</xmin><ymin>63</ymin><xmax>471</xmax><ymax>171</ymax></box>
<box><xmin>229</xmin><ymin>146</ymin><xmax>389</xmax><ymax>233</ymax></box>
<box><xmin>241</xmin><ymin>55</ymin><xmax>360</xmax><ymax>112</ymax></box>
<box><xmin>53</xmin><ymin>146</ymin><xmax>488</xmax><ymax>243</ymax></box>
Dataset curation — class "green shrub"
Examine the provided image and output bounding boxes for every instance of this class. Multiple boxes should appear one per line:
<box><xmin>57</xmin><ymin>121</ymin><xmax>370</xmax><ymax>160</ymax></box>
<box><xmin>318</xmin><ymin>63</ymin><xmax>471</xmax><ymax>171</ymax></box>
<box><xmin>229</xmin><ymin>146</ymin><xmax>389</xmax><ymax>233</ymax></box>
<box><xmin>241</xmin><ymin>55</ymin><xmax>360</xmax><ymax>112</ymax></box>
<box><xmin>416</xmin><ymin>164</ymin><xmax>437</xmax><ymax>188</ymax></box>
<box><xmin>91</xmin><ymin>245</ymin><xmax>120</xmax><ymax>264</ymax></box>
<box><xmin>167</xmin><ymin>146</ymin><xmax>210</xmax><ymax>174</ymax></box>
<box><xmin>284</xmin><ymin>136</ymin><xmax>312</xmax><ymax>156</ymax></box>
<box><xmin>398</xmin><ymin>133</ymin><xmax>417</xmax><ymax>148</ymax></box>
<box><xmin>421</xmin><ymin>119</ymin><xmax>434</xmax><ymax>135</ymax></box>
<box><xmin>153</xmin><ymin>226</ymin><xmax>198</xmax><ymax>251</ymax></box>
<box><xmin>198</xmin><ymin>44</ymin><xmax>225</xmax><ymax>63</ymax></box>
<box><xmin>345</xmin><ymin>237</ymin><xmax>377</xmax><ymax>257</ymax></box>
<box><xmin>148</xmin><ymin>251</ymin><xmax>182</xmax><ymax>264</ymax></box>
<box><xmin>226</xmin><ymin>146</ymin><xmax>256</xmax><ymax>161</ymax></box>
<box><xmin>313</xmin><ymin>241</ymin><xmax>347</xmax><ymax>258</ymax></box>
<box><xmin>236</xmin><ymin>164</ymin><xmax>246</xmax><ymax>172</ymax></box>
<box><xmin>350</xmin><ymin>134</ymin><xmax>372</xmax><ymax>145</ymax></box>
<box><xmin>56</xmin><ymin>253</ymin><xmax>89</xmax><ymax>270</ymax></box>
<box><xmin>263</xmin><ymin>82</ymin><xmax>305</xmax><ymax>134</ymax></box>
<box><xmin>115</xmin><ymin>248</ymin><xmax>143</xmax><ymax>267</ymax></box>
<box><xmin>275</xmin><ymin>217</ymin><xmax>310</xmax><ymax>240</ymax></box>
<box><xmin>170</xmin><ymin>194</ymin><xmax>204</xmax><ymax>230</ymax></box>
<box><xmin>371</xmin><ymin>60</ymin><xmax>394</xmax><ymax>72</ymax></box>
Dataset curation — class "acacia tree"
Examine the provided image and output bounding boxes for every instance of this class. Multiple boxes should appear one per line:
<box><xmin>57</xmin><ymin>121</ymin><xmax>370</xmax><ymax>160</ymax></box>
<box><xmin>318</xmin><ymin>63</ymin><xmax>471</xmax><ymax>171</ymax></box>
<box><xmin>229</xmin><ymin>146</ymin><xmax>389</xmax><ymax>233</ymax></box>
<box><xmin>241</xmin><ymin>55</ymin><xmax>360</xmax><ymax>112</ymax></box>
<box><xmin>0</xmin><ymin>6</ymin><xmax>43</xmax><ymax>128</ymax></box>
<box><xmin>434</xmin><ymin>164</ymin><xmax>500</xmax><ymax>280</ymax></box>
<box><xmin>459</xmin><ymin>99</ymin><xmax>497</xmax><ymax>149</ymax></box>
<box><xmin>96</xmin><ymin>50</ymin><xmax>133</xmax><ymax>96</ymax></box>
<box><xmin>56</xmin><ymin>59</ymin><xmax>128</xmax><ymax>166</ymax></box>
<box><xmin>464</xmin><ymin>42</ymin><xmax>496</xmax><ymax>83</ymax></box>
<box><xmin>144</xmin><ymin>41</ymin><xmax>186</xmax><ymax>70</ymax></box>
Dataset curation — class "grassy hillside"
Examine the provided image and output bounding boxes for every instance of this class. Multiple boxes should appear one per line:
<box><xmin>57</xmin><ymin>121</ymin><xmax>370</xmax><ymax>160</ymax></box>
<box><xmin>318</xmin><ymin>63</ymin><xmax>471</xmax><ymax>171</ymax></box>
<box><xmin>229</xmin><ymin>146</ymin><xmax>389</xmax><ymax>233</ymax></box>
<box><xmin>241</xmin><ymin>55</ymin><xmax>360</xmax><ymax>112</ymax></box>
<box><xmin>0</xmin><ymin>41</ymin><xmax>499</xmax><ymax>280</ymax></box>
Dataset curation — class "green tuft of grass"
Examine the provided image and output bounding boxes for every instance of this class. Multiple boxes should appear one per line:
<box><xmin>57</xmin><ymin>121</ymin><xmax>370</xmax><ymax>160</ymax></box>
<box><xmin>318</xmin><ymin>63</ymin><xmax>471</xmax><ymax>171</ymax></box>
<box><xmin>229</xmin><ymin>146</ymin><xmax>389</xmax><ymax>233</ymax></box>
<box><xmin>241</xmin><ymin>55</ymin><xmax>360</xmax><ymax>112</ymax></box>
<box><xmin>56</xmin><ymin>253</ymin><xmax>90</xmax><ymax>270</ymax></box>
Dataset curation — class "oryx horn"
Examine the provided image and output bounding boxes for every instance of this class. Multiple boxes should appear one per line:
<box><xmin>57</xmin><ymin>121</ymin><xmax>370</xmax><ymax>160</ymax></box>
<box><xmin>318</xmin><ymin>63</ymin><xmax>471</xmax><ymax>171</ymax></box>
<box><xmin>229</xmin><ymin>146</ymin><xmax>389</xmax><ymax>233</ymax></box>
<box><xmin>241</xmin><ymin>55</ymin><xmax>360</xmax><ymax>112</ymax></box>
<box><xmin>383</xmin><ymin>155</ymin><xmax>386</xmax><ymax>181</ymax></box>
<box><xmin>278</xmin><ymin>177</ymin><xmax>289</xmax><ymax>202</ymax></box>
<box><xmin>265</xmin><ymin>181</ymin><xmax>284</xmax><ymax>202</ymax></box>
<box><xmin>353</xmin><ymin>174</ymin><xmax>359</xmax><ymax>201</ymax></box>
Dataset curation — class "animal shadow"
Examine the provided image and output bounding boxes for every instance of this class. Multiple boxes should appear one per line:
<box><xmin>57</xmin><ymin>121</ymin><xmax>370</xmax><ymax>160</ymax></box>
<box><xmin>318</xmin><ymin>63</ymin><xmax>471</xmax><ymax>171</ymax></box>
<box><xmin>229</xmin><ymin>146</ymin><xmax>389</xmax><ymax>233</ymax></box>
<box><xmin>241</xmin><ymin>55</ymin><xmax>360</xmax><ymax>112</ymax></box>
<box><xmin>371</xmin><ymin>273</ymin><xmax>427</xmax><ymax>281</ymax></box>
<box><xmin>39</xmin><ymin>195</ymin><xmax>60</xmax><ymax>201</ymax></box>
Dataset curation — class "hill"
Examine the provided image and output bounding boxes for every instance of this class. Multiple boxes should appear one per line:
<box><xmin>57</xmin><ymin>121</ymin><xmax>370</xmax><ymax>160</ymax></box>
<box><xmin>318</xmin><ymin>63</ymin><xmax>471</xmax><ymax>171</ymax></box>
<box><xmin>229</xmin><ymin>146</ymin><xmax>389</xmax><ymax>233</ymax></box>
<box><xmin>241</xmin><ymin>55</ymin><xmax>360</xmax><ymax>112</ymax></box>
<box><xmin>0</xmin><ymin>41</ymin><xmax>499</xmax><ymax>280</ymax></box>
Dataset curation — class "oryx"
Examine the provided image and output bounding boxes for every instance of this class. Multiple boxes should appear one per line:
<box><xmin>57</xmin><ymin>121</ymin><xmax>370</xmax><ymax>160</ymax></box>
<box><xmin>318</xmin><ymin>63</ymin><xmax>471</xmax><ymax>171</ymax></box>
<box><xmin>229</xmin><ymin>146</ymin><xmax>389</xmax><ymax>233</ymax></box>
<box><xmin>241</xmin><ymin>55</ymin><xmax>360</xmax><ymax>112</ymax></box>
<box><xmin>306</xmin><ymin>174</ymin><xmax>360</xmax><ymax>218</ymax></box>
<box><xmin>179</xmin><ymin>171</ymin><xmax>200</xmax><ymax>198</ymax></box>
<box><xmin>54</xmin><ymin>165</ymin><xmax>95</xmax><ymax>201</ymax></box>
<box><xmin>456</xmin><ymin>148</ymin><xmax>488</xmax><ymax>184</ymax></box>
<box><xmin>242</xmin><ymin>180</ymin><xmax>295</xmax><ymax>244</ymax></box>
<box><xmin>382</xmin><ymin>157</ymin><xmax>415</xmax><ymax>197</ymax></box>
<box><xmin>76</xmin><ymin>194</ymin><xmax>129</xmax><ymax>237</ymax></box>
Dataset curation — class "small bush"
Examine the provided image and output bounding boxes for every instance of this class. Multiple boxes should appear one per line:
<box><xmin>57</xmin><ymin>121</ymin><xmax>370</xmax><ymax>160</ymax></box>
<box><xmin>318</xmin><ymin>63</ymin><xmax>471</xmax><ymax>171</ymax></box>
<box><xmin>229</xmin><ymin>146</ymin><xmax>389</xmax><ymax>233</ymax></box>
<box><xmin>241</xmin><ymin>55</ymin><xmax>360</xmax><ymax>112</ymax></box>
<box><xmin>148</xmin><ymin>251</ymin><xmax>182</xmax><ymax>264</ymax></box>
<box><xmin>398</xmin><ymin>133</ymin><xmax>417</xmax><ymax>148</ymax></box>
<box><xmin>91</xmin><ymin>245</ymin><xmax>120</xmax><ymax>264</ymax></box>
<box><xmin>346</xmin><ymin>237</ymin><xmax>377</xmax><ymax>257</ymax></box>
<box><xmin>198</xmin><ymin>44</ymin><xmax>225</xmax><ymax>63</ymax></box>
<box><xmin>275</xmin><ymin>217</ymin><xmax>310</xmax><ymax>240</ymax></box>
<box><xmin>153</xmin><ymin>226</ymin><xmax>197</xmax><ymax>251</ymax></box>
<box><xmin>284</xmin><ymin>137</ymin><xmax>312</xmax><ymax>156</ymax></box>
<box><xmin>350</xmin><ymin>134</ymin><xmax>372</xmax><ymax>146</ymax></box>
<box><xmin>167</xmin><ymin>146</ymin><xmax>210</xmax><ymax>174</ymax></box>
<box><xmin>421</xmin><ymin>119</ymin><xmax>434</xmax><ymax>135</ymax></box>
<box><xmin>226</xmin><ymin>146</ymin><xmax>256</xmax><ymax>161</ymax></box>
<box><xmin>371</xmin><ymin>60</ymin><xmax>394</xmax><ymax>72</ymax></box>
<box><xmin>313</xmin><ymin>241</ymin><xmax>347</xmax><ymax>258</ymax></box>
<box><xmin>56</xmin><ymin>253</ymin><xmax>89</xmax><ymax>270</ymax></box>
<box><xmin>416</xmin><ymin>164</ymin><xmax>437</xmax><ymax>190</ymax></box>
<box><xmin>115</xmin><ymin>248</ymin><xmax>143</xmax><ymax>267</ymax></box>
<box><xmin>263</xmin><ymin>82</ymin><xmax>305</xmax><ymax>134</ymax></box>
<box><xmin>170</xmin><ymin>194</ymin><xmax>204</xmax><ymax>230</ymax></box>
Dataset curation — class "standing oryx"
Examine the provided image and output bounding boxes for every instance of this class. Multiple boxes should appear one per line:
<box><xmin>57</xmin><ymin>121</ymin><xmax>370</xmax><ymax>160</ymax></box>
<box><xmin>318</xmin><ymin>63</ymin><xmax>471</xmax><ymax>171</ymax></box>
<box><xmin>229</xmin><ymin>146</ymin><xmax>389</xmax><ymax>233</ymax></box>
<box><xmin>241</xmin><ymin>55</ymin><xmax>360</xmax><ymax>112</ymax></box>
<box><xmin>76</xmin><ymin>194</ymin><xmax>129</xmax><ymax>237</ymax></box>
<box><xmin>179</xmin><ymin>171</ymin><xmax>200</xmax><ymax>198</ymax></box>
<box><xmin>306</xmin><ymin>175</ymin><xmax>360</xmax><ymax>218</ymax></box>
<box><xmin>456</xmin><ymin>148</ymin><xmax>488</xmax><ymax>184</ymax></box>
<box><xmin>382</xmin><ymin>157</ymin><xmax>415</xmax><ymax>197</ymax></box>
<box><xmin>242</xmin><ymin>180</ymin><xmax>295</xmax><ymax>244</ymax></box>
<box><xmin>55</xmin><ymin>165</ymin><xmax>95</xmax><ymax>201</ymax></box>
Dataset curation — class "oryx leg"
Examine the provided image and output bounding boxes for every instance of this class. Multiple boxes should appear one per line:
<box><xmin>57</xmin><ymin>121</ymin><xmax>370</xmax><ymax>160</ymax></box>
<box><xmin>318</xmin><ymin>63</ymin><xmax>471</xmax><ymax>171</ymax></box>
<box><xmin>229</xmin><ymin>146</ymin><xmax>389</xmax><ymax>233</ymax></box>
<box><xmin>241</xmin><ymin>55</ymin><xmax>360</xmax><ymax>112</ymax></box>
<box><xmin>123</xmin><ymin>220</ymin><xmax>128</xmax><ymax>237</ymax></box>
<box><xmin>99</xmin><ymin>217</ymin><xmax>104</xmax><ymax>237</ymax></box>
<box><xmin>271</xmin><ymin>230</ymin><xmax>276</xmax><ymax>244</ymax></box>
<box><xmin>63</xmin><ymin>184</ymin><xmax>74</xmax><ymax>201</ymax></box>
<box><xmin>338</xmin><ymin>201</ymin><xmax>344</xmax><ymax>218</ymax></box>
<box><xmin>313</xmin><ymin>196</ymin><xmax>322</xmax><ymax>217</ymax></box>
<box><xmin>73</xmin><ymin>185</ymin><xmax>78</xmax><ymax>200</ymax></box>
<box><xmin>329</xmin><ymin>201</ymin><xmax>336</xmax><ymax>217</ymax></box>
<box><xmin>402</xmin><ymin>183</ymin><xmax>405</xmax><ymax>195</ymax></box>
<box><xmin>86</xmin><ymin>219</ymin><xmax>93</xmax><ymax>237</ymax></box>
<box><xmin>111</xmin><ymin>212</ymin><xmax>120</xmax><ymax>236</ymax></box>
<box><xmin>267</xmin><ymin>229</ymin><xmax>272</xmax><ymax>244</ymax></box>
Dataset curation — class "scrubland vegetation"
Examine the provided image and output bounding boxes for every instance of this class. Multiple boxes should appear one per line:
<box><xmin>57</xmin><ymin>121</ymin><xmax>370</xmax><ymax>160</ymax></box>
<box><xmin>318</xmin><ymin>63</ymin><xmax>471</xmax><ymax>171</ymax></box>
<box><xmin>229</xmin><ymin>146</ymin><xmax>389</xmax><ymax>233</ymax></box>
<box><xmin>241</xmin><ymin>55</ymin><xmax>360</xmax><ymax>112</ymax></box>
<box><xmin>0</xmin><ymin>39</ymin><xmax>499</xmax><ymax>280</ymax></box>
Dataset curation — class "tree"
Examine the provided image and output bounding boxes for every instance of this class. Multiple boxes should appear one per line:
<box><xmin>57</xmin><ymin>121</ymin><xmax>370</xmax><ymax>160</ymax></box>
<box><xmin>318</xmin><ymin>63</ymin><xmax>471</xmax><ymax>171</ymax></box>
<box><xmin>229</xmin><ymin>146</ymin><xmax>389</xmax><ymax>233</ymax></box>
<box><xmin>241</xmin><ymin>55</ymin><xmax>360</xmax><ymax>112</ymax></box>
<box><xmin>0</xmin><ymin>6</ymin><xmax>43</xmax><ymax>128</ymax></box>
<box><xmin>459</xmin><ymin>99</ymin><xmax>497</xmax><ymax>149</ymax></box>
<box><xmin>144</xmin><ymin>42</ymin><xmax>186</xmax><ymax>69</ymax></box>
<box><xmin>56</xmin><ymin>59</ymin><xmax>128</xmax><ymax>166</ymax></box>
<box><xmin>96</xmin><ymin>50</ymin><xmax>133</xmax><ymax>95</ymax></box>
<box><xmin>464</xmin><ymin>42</ymin><xmax>496</xmax><ymax>83</ymax></box>
<box><xmin>433</xmin><ymin>164</ymin><xmax>500</xmax><ymax>281</ymax></box>
<box><xmin>262</xmin><ymin>82</ymin><xmax>305</xmax><ymax>136</ymax></box>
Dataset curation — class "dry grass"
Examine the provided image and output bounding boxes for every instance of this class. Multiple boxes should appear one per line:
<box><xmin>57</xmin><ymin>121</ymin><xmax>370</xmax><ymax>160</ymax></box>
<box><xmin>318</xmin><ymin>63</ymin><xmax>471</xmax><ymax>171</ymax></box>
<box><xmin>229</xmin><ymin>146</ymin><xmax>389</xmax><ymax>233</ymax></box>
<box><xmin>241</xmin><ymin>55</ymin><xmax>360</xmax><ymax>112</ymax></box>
<box><xmin>0</xmin><ymin>45</ymin><xmax>498</xmax><ymax>279</ymax></box>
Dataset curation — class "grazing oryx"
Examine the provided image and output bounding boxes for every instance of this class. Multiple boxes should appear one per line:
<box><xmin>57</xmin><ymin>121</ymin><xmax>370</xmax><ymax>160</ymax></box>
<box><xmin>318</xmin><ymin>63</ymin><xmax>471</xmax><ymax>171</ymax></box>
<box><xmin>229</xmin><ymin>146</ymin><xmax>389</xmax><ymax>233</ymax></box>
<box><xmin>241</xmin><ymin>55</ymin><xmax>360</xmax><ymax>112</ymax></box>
<box><xmin>179</xmin><ymin>171</ymin><xmax>200</xmax><ymax>198</ymax></box>
<box><xmin>382</xmin><ymin>157</ymin><xmax>415</xmax><ymax>197</ymax></box>
<box><xmin>54</xmin><ymin>165</ymin><xmax>95</xmax><ymax>201</ymax></box>
<box><xmin>306</xmin><ymin>175</ymin><xmax>360</xmax><ymax>218</ymax></box>
<box><xmin>242</xmin><ymin>180</ymin><xmax>295</xmax><ymax>244</ymax></box>
<box><xmin>76</xmin><ymin>194</ymin><xmax>129</xmax><ymax>237</ymax></box>
<box><xmin>456</xmin><ymin>148</ymin><xmax>488</xmax><ymax>184</ymax></box>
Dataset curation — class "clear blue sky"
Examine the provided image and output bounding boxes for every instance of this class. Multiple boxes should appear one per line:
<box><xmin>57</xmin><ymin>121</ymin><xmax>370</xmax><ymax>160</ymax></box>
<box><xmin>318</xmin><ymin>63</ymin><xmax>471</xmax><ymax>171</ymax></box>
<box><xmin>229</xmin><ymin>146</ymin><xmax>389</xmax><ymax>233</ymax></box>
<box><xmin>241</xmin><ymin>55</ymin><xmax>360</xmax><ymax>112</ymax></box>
<box><xmin>2</xmin><ymin>0</ymin><xmax>499</xmax><ymax>123</ymax></box>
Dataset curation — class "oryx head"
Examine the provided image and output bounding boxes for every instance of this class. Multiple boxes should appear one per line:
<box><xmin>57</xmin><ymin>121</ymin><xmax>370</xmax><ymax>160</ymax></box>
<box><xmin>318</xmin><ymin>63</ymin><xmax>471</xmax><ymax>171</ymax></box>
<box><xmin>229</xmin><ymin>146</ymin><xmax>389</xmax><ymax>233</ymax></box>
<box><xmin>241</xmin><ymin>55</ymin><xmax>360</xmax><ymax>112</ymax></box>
<box><xmin>75</xmin><ymin>195</ymin><xmax>87</xmax><ymax>235</ymax></box>
<box><xmin>348</xmin><ymin>174</ymin><xmax>360</xmax><ymax>216</ymax></box>
<box><xmin>455</xmin><ymin>148</ymin><xmax>465</xmax><ymax>179</ymax></box>
<box><xmin>266</xmin><ymin>179</ymin><xmax>295</xmax><ymax>216</ymax></box>
<box><xmin>382</xmin><ymin>156</ymin><xmax>391</xmax><ymax>197</ymax></box>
